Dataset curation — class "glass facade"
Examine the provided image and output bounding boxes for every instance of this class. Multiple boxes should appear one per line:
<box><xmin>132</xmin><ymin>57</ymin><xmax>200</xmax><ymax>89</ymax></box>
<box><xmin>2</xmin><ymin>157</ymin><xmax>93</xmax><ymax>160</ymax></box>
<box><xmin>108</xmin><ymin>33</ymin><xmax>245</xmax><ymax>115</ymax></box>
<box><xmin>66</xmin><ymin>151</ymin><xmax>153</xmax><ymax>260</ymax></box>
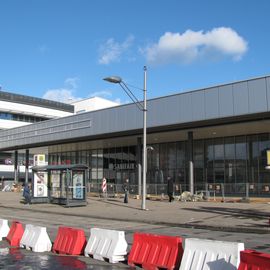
<box><xmin>48</xmin><ymin>133</ymin><xmax>270</xmax><ymax>196</ymax></box>
<box><xmin>0</xmin><ymin>112</ymin><xmax>48</xmax><ymax>123</ymax></box>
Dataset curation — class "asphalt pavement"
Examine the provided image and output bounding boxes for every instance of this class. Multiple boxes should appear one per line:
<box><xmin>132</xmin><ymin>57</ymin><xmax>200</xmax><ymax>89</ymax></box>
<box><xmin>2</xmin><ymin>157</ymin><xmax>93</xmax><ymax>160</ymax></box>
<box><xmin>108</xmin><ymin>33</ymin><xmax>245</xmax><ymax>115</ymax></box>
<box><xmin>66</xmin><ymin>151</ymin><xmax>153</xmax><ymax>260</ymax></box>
<box><xmin>0</xmin><ymin>192</ymin><xmax>269</xmax><ymax>234</ymax></box>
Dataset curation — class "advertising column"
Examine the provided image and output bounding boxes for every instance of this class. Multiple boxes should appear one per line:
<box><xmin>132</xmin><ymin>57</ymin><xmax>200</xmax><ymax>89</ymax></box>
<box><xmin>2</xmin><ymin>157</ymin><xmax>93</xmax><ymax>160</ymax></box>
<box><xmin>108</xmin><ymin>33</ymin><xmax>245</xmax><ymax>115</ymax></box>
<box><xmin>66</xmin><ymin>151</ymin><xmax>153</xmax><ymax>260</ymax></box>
<box><xmin>73</xmin><ymin>171</ymin><xmax>84</xmax><ymax>199</ymax></box>
<box><xmin>33</xmin><ymin>154</ymin><xmax>48</xmax><ymax>199</ymax></box>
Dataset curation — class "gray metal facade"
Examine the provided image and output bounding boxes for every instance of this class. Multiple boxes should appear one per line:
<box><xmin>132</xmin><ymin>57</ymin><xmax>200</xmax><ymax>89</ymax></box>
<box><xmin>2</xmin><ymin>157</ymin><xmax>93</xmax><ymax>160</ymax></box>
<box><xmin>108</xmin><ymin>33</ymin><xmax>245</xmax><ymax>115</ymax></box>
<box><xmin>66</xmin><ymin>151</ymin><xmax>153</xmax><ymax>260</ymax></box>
<box><xmin>1</xmin><ymin>75</ymin><xmax>270</xmax><ymax>150</ymax></box>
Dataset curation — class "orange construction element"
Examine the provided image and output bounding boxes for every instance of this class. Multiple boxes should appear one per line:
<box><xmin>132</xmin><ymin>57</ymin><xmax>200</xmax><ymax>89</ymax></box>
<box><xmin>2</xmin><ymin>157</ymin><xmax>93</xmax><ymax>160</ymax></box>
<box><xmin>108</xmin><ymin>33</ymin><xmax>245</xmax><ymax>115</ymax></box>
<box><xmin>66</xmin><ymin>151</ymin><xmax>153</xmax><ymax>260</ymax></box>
<box><xmin>128</xmin><ymin>232</ymin><xmax>183</xmax><ymax>270</ymax></box>
<box><xmin>6</xmin><ymin>221</ymin><xmax>24</xmax><ymax>247</ymax></box>
<box><xmin>238</xmin><ymin>250</ymin><xmax>270</xmax><ymax>270</ymax></box>
<box><xmin>52</xmin><ymin>226</ymin><xmax>86</xmax><ymax>255</ymax></box>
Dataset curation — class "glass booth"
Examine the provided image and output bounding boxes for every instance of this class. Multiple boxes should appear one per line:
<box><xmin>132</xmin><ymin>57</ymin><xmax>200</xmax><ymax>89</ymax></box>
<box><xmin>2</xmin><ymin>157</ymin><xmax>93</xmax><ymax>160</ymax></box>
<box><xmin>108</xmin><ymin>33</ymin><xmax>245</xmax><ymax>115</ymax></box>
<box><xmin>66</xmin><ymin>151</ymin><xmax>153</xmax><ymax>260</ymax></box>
<box><xmin>31</xmin><ymin>164</ymin><xmax>88</xmax><ymax>207</ymax></box>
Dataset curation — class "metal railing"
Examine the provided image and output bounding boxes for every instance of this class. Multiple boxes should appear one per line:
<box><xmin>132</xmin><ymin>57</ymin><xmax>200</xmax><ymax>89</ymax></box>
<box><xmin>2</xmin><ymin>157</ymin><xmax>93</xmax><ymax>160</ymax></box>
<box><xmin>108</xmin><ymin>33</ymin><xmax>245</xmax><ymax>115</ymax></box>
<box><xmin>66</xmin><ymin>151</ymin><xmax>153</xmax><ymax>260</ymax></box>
<box><xmin>88</xmin><ymin>182</ymin><xmax>270</xmax><ymax>198</ymax></box>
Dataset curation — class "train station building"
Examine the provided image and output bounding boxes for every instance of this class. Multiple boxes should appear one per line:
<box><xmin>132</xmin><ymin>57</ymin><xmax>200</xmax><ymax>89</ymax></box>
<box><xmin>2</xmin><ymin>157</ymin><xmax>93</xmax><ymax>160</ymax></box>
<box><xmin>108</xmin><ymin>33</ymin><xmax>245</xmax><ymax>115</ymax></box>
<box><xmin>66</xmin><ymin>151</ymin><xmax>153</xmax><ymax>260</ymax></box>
<box><xmin>1</xmin><ymin>74</ymin><xmax>270</xmax><ymax>197</ymax></box>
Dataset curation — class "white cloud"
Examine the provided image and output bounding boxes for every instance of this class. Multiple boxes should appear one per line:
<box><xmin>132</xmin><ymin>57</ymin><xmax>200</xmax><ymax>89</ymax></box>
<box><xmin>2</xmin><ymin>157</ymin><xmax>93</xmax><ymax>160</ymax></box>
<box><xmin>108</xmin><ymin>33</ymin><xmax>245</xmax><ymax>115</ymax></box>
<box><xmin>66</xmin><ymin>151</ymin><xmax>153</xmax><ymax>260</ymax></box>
<box><xmin>64</xmin><ymin>77</ymin><xmax>79</xmax><ymax>89</ymax></box>
<box><xmin>143</xmin><ymin>27</ymin><xmax>248</xmax><ymax>65</ymax></box>
<box><xmin>89</xmin><ymin>90</ymin><xmax>112</xmax><ymax>98</ymax></box>
<box><xmin>98</xmin><ymin>35</ymin><xmax>134</xmax><ymax>65</ymax></box>
<box><xmin>43</xmin><ymin>89</ymin><xmax>80</xmax><ymax>103</ymax></box>
<box><xmin>89</xmin><ymin>91</ymin><xmax>122</xmax><ymax>104</ymax></box>
<box><xmin>43</xmin><ymin>77</ymin><xmax>81</xmax><ymax>103</ymax></box>
<box><xmin>43</xmin><ymin>77</ymin><xmax>123</xmax><ymax>104</ymax></box>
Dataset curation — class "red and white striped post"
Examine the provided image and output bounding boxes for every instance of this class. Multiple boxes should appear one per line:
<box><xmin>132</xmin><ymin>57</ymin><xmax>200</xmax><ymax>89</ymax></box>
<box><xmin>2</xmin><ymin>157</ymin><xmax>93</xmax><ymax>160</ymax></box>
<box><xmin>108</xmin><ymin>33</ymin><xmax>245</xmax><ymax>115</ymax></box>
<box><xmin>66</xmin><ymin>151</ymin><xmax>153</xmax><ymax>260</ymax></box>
<box><xmin>102</xmin><ymin>177</ymin><xmax>107</xmax><ymax>198</ymax></box>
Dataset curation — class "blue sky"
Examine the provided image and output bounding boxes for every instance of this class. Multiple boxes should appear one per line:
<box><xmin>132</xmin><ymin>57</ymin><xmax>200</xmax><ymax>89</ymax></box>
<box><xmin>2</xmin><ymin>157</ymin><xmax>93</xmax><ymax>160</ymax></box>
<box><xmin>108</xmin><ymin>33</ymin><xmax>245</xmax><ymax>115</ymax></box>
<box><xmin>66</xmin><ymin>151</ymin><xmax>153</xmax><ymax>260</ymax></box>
<box><xmin>0</xmin><ymin>0</ymin><xmax>270</xmax><ymax>104</ymax></box>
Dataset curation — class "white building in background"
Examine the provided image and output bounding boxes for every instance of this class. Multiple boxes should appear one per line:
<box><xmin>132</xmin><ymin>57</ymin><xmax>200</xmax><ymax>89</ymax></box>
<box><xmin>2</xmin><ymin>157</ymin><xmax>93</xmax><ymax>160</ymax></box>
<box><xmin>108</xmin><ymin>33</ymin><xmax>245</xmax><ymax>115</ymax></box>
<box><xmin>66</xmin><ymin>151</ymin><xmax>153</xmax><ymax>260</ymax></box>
<box><xmin>71</xmin><ymin>97</ymin><xmax>119</xmax><ymax>114</ymax></box>
<box><xmin>0</xmin><ymin>91</ymin><xmax>73</xmax><ymax>130</ymax></box>
<box><xmin>0</xmin><ymin>90</ymin><xmax>117</xmax><ymax>180</ymax></box>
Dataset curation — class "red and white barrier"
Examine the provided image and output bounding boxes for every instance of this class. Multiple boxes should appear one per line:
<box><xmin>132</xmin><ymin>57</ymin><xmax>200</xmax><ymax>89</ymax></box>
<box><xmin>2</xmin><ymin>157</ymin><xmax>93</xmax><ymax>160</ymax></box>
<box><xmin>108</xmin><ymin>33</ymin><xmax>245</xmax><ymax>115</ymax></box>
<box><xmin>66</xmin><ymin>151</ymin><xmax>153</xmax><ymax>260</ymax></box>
<box><xmin>4</xmin><ymin>218</ymin><xmax>270</xmax><ymax>270</ymax></box>
<box><xmin>85</xmin><ymin>228</ymin><xmax>128</xmax><ymax>263</ymax></box>
<box><xmin>0</xmin><ymin>219</ymin><xmax>10</xmax><ymax>241</ymax></box>
<box><xmin>53</xmin><ymin>226</ymin><xmax>86</xmax><ymax>255</ymax></box>
<box><xmin>180</xmin><ymin>238</ymin><xmax>244</xmax><ymax>270</ymax></box>
<box><xmin>128</xmin><ymin>232</ymin><xmax>183</xmax><ymax>270</ymax></box>
<box><xmin>238</xmin><ymin>250</ymin><xmax>270</xmax><ymax>270</ymax></box>
<box><xmin>20</xmin><ymin>224</ymin><xmax>52</xmax><ymax>252</ymax></box>
<box><xmin>6</xmin><ymin>221</ymin><xmax>24</xmax><ymax>247</ymax></box>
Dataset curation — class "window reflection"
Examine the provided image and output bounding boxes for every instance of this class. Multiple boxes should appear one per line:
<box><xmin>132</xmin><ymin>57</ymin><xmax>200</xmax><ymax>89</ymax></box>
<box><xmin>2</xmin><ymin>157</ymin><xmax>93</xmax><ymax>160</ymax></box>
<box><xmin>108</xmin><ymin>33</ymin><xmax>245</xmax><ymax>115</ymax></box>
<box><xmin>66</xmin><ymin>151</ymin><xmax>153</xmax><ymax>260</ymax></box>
<box><xmin>48</xmin><ymin>133</ymin><xmax>270</xmax><ymax>196</ymax></box>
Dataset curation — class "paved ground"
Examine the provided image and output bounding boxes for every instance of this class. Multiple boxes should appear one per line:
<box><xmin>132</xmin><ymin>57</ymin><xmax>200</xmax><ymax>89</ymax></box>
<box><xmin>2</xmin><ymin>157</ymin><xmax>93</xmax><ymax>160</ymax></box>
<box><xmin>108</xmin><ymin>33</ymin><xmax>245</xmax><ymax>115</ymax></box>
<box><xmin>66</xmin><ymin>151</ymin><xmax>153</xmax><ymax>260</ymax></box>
<box><xmin>1</xmin><ymin>192</ymin><xmax>269</xmax><ymax>234</ymax></box>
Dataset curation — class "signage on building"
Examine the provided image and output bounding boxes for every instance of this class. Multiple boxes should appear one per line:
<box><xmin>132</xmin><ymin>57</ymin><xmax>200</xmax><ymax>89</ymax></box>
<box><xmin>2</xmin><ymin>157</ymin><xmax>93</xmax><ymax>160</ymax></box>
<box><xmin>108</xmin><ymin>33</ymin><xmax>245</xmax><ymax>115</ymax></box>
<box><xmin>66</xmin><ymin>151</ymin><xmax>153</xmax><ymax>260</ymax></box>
<box><xmin>34</xmin><ymin>154</ymin><xmax>46</xmax><ymax>166</ymax></box>
<box><xmin>266</xmin><ymin>150</ymin><xmax>270</xmax><ymax>169</ymax></box>
<box><xmin>109</xmin><ymin>163</ymin><xmax>135</xmax><ymax>170</ymax></box>
<box><xmin>267</xmin><ymin>150</ymin><xmax>270</xmax><ymax>165</ymax></box>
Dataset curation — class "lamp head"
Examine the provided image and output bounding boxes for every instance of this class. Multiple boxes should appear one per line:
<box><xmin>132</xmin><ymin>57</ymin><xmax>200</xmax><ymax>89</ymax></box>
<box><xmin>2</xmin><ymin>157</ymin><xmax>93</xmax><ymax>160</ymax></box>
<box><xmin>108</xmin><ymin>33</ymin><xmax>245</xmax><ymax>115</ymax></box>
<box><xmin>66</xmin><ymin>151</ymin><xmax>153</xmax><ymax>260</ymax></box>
<box><xmin>103</xmin><ymin>76</ymin><xmax>122</xmax><ymax>84</ymax></box>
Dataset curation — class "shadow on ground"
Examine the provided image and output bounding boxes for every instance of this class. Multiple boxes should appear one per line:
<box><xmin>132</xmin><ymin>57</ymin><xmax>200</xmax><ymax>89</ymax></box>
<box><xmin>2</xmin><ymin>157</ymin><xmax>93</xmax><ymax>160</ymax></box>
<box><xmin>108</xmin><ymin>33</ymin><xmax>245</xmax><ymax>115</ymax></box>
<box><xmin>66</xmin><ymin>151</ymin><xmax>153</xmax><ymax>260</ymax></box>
<box><xmin>183</xmin><ymin>206</ymin><xmax>269</xmax><ymax>220</ymax></box>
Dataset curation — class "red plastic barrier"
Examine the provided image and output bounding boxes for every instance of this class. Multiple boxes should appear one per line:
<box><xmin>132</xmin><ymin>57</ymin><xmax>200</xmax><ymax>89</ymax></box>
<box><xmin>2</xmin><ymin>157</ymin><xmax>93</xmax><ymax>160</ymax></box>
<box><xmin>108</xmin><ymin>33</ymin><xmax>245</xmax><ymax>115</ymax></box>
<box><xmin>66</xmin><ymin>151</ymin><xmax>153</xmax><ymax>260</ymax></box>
<box><xmin>6</xmin><ymin>221</ymin><xmax>24</xmax><ymax>247</ymax></box>
<box><xmin>238</xmin><ymin>250</ymin><xmax>270</xmax><ymax>270</ymax></box>
<box><xmin>128</xmin><ymin>232</ymin><xmax>183</xmax><ymax>270</ymax></box>
<box><xmin>52</xmin><ymin>226</ymin><xmax>86</xmax><ymax>255</ymax></box>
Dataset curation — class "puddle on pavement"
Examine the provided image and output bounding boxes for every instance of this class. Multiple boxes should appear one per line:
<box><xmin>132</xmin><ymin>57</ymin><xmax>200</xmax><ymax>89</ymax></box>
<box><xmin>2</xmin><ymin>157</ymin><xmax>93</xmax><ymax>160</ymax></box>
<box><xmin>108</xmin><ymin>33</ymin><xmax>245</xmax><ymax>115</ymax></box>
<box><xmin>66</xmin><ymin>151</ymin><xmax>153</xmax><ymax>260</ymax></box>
<box><xmin>0</xmin><ymin>247</ymin><xmax>131</xmax><ymax>270</ymax></box>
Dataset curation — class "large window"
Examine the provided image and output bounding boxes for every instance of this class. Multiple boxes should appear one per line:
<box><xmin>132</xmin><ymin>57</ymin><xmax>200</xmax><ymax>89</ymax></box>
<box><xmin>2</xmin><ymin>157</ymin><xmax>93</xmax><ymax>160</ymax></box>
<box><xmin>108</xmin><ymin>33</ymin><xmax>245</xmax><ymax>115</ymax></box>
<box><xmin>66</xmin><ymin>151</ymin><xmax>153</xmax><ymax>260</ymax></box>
<box><xmin>205</xmin><ymin>139</ymin><xmax>214</xmax><ymax>183</ymax></box>
<box><xmin>0</xmin><ymin>111</ymin><xmax>48</xmax><ymax>123</ymax></box>
<box><xmin>176</xmin><ymin>142</ymin><xmax>186</xmax><ymax>186</ymax></box>
<box><xmin>91</xmin><ymin>150</ymin><xmax>98</xmax><ymax>181</ymax></box>
<box><xmin>214</xmin><ymin>138</ymin><xmax>224</xmax><ymax>184</ymax></box>
<box><xmin>48</xmin><ymin>132</ymin><xmax>270</xmax><ymax>196</ymax></box>
<box><xmin>194</xmin><ymin>140</ymin><xmax>204</xmax><ymax>186</ymax></box>
<box><xmin>224</xmin><ymin>137</ymin><xmax>235</xmax><ymax>193</ymax></box>
<box><xmin>235</xmin><ymin>136</ymin><xmax>247</xmax><ymax>188</ymax></box>
<box><xmin>258</xmin><ymin>134</ymin><xmax>270</xmax><ymax>191</ymax></box>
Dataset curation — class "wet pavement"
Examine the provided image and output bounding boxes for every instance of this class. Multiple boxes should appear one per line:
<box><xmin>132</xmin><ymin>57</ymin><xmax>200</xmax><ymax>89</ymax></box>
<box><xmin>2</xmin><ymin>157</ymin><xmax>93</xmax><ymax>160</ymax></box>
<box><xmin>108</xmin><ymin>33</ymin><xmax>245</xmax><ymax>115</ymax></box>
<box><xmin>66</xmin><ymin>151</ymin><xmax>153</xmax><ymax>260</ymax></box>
<box><xmin>0</xmin><ymin>249</ymin><xmax>134</xmax><ymax>270</ymax></box>
<box><xmin>0</xmin><ymin>242</ymin><xmax>133</xmax><ymax>270</ymax></box>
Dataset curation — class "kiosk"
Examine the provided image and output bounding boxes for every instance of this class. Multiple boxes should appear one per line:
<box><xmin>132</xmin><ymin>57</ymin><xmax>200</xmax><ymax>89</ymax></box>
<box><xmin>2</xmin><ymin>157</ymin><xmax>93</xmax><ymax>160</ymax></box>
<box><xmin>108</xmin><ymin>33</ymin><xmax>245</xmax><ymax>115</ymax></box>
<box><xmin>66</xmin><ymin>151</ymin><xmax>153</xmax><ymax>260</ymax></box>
<box><xmin>31</xmin><ymin>164</ymin><xmax>88</xmax><ymax>207</ymax></box>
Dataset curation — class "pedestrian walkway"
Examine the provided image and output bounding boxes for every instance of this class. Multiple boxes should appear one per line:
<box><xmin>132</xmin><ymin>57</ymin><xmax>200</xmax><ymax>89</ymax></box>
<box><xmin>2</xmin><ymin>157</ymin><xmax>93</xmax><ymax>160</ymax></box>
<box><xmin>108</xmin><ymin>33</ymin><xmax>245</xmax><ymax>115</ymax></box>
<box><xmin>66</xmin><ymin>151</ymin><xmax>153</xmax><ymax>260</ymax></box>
<box><xmin>0</xmin><ymin>192</ymin><xmax>269</xmax><ymax>234</ymax></box>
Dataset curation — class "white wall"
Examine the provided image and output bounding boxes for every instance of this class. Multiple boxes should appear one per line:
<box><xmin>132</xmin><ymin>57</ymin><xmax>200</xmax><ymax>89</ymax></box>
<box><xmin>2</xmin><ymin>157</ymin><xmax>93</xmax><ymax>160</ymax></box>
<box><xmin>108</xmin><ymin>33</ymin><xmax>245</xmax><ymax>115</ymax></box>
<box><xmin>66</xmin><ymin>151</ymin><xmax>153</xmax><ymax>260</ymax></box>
<box><xmin>0</xmin><ymin>119</ymin><xmax>32</xmax><ymax>129</ymax></box>
<box><xmin>0</xmin><ymin>100</ymin><xmax>73</xmax><ymax>118</ymax></box>
<box><xmin>72</xmin><ymin>97</ymin><xmax>119</xmax><ymax>113</ymax></box>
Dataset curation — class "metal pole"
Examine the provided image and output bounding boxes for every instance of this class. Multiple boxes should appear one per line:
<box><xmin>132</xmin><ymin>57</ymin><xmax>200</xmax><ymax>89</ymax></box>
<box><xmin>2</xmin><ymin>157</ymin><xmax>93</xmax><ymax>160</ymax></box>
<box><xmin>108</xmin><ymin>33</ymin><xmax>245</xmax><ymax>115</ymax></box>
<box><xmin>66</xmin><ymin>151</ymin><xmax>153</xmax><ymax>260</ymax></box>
<box><xmin>137</xmin><ymin>137</ymin><xmax>142</xmax><ymax>196</ymax></box>
<box><xmin>138</xmin><ymin>163</ymin><xmax>142</xmax><ymax>196</ymax></box>
<box><xmin>142</xmin><ymin>66</ymin><xmax>147</xmax><ymax>210</ymax></box>
<box><xmin>189</xmin><ymin>161</ymin><xmax>194</xmax><ymax>194</ymax></box>
<box><xmin>25</xmin><ymin>149</ymin><xmax>29</xmax><ymax>185</ymax></box>
<box><xmin>14</xmin><ymin>150</ymin><xmax>18</xmax><ymax>183</ymax></box>
<box><xmin>188</xmin><ymin>131</ymin><xmax>194</xmax><ymax>195</ymax></box>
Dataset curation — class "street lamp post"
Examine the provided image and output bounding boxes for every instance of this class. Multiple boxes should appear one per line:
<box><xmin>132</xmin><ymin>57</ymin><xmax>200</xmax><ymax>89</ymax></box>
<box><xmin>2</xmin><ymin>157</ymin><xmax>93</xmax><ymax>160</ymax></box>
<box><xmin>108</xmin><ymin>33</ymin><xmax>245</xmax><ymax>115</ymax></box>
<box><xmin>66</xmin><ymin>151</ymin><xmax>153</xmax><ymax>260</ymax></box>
<box><xmin>103</xmin><ymin>66</ymin><xmax>148</xmax><ymax>210</ymax></box>
<box><xmin>142</xmin><ymin>66</ymin><xmax>147</xmax><ymax>210</ymax></box>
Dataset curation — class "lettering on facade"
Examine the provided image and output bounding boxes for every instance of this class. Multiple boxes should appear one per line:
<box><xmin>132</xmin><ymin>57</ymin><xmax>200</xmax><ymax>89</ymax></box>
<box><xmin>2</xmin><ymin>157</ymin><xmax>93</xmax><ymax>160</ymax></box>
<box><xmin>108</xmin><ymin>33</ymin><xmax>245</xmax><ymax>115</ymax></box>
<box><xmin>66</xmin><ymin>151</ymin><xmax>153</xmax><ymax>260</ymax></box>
<box><xmin>109</xmin><ymin>163</ymin><xmax>135</xmax><ymax>170</ymax></box>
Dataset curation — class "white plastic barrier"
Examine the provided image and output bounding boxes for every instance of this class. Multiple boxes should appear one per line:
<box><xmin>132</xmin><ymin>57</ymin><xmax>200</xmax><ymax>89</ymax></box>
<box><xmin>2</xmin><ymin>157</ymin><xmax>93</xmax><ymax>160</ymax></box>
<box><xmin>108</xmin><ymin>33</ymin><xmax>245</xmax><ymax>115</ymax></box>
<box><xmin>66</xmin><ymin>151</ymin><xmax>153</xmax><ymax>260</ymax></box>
<box><xmin>85</xmin><ymin>228</ymin><xmax>128</xmax><ymax>263</ymax></box>
<box><xmin>20</xmin><ymin>224</ymin><xmax>52</xmax><ymax>252</ymax></box>
<box><xmin>0</xmin><ymin>219</ymin><xmax>10</xmax><ymax>241</ymax></box>
<box><xmin>20</xmin><ymin>224</ymin><xmax>34</xmax><ymax>248</ymax></box>
<box><xmin>179</xmin><ymin>238</ymin><xmax>244</xmax><ymax>270</ymax></box>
